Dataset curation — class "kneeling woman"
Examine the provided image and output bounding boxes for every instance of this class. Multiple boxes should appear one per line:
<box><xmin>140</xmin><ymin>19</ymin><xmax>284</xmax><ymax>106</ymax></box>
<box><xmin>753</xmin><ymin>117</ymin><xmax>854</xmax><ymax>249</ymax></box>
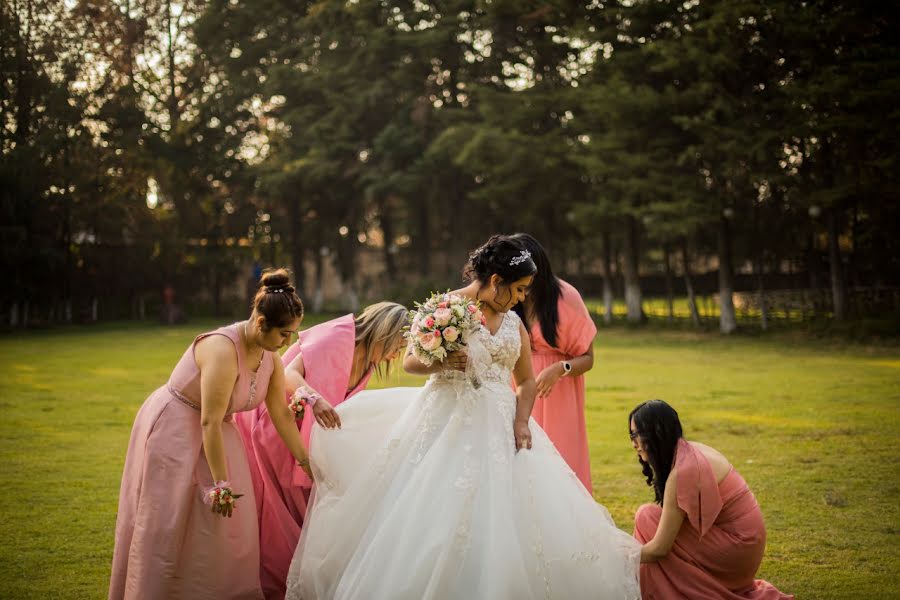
<box><xmin>630</xmin><ymin>400</ymin><xmax>793</xmax><ymax>600</ymax></box>
<box><xmin>236</xmin><ymin>302</ymin><xmax>408</xmax><ymax>600</ymax></box>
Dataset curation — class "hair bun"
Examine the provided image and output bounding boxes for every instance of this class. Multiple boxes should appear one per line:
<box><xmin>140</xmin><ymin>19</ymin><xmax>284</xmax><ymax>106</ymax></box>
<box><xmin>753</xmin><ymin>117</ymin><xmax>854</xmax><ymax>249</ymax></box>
<box><xmin>260</xmin><ymin>268</ymin><xmax>291</xmax><ymax>289</ymax></box>
<box><xmin>463</xmin><ymin>234</ymin><xmax>535</xmax><ymax>284</ymax></box>
<box><xmin>252</xmin><ymin>267</ymin><xmax>304</xmax><ymax>328</ymax></box>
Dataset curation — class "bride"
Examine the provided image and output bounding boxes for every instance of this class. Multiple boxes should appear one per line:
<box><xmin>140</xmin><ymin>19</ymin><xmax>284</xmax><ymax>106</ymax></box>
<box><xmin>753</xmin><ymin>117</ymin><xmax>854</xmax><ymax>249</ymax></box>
<box><xmin>286</xmin><ymin>235</ymin><xmax>641</xmax><ymax>599</ymax></box>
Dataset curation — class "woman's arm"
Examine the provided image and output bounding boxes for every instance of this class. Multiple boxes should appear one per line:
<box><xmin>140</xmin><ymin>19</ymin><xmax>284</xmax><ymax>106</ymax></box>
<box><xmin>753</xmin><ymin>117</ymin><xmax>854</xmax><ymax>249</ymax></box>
<box><xmin>569</xmin><ymin>343</ymin><xmax>594</xmax><ymax>377</ymax></box>
<box><xmin>535</xmin><ymin>340</ymin><xmax>595</xmax><ymax>398</ymax></box>
<box><xmin>641</xmin><ymin>468</ymin><xmax>686</xmax><ymax>563</ymax></box>
<box><xmin>511</xmin><ymin>322</ymin><xmax>537</xmax><ymax>450</ymax></box>
<box><xmin>284</xmin><ymin>352</ymin><xmax>340</xmax><ymax>429</ymax></box>
<box><xmin>283</xmin><ymin>352</ymin><xmax>307</xmax><ymax>395</ymax></box>
<box><xmin>264</xmin><ymin>357</ymin><xmax>312</xmax><ymax>477</ymax></box>
<box><xmin>196</xmin><ymin>336</ymin><xmax>240</xmax><ymax>484</ymax></box>
<box><xmin>402</xmin><ymin>345</ymin><xmax>465</xmax><ymax>375</ymax></box>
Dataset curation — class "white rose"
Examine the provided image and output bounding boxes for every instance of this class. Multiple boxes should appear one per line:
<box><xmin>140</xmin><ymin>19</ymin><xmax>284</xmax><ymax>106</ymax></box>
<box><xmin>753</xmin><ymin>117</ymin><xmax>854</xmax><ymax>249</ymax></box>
<box><xmin>433</xmin><ymin>307</ymin><xmax>452</xmax><ymax>327</ymax></box>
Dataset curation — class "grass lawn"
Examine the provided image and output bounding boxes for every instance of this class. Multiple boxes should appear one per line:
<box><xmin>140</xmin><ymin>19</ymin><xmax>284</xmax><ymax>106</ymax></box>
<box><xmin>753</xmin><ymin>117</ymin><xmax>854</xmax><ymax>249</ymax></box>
<box><xmin>1</xmin><ymin>317</ymin><xmax>898</xmax><ymax>598</ymax></box>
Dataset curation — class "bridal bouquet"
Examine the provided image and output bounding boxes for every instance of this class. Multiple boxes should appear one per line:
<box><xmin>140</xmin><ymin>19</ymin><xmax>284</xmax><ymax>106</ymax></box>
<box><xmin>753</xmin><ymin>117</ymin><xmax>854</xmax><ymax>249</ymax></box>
<box><xmin>406</xmin><ymin>292</ymin><xmax>485</xmax><ymax>366</ymax></box>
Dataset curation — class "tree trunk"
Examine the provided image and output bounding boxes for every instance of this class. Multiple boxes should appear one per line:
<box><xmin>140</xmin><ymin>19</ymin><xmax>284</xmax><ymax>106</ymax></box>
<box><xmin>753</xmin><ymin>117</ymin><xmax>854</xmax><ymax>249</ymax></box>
<box><xmin>827</xmin><ymin>207</ymin><xmax>847</xmax><ymax>320</ymax></box>
<box><xmin>313</xmin><ymin>245</ymin><xmax>325</xmax><ymax>313</ymax></box>
<box><xmin>755</xmin><ymin>257</ymin><xmax>769</xmax><ymax>331</ymax></box>
<box><xmin>380</xmin><ymin>197</ymin><xmax>397</xmax><ymax>284</ymax></box>
<box><xmin>212</xmin><ymin>256</ymin><xmax>221</xmax><ymax>317</ymax></box>
<box><xmin>601</xmin><ymin>230</ymin><xmax>614</xmax><ymax>324</ymax></box>
<box><xmin>622</xmin><ymin>216</ymin><xmax>644</xmax><ymax>323</ymax></box>
<box><xmin>717</xmin><ymin>214</ymin><xmax>737</xmax><ymax>334</ymax></box>
<box><xmin>680</xmin><ymin>239</ymin><xmax>701</xmax><ymax>328</ymax></box>
<box><xmin>753</xmin><ymin>197</ymin><xmax>769</xmax><ymax>331</ymax></box>
<box><xmin>663</xmin><ymin>242</ymin><xmax>675</xmax><ymax>323</ymax></box>
<box><xmin>165</xmin><ymin>0</ymin><xmax>178</xmax><ymax>130</ymax></box>
<box><xmin>289</xmin><ymin>198</ymin><xmax>305</xmax><ymax>298</ymax></box>
<box><xmin>416</xmin><ymin>198</ymin><xmax>430</xmax><ymax>277</ymax></box>
<box><xmin>336</xmin><ymin>201</ymin><xmax>359</xmax><ymax>312</ymax></box>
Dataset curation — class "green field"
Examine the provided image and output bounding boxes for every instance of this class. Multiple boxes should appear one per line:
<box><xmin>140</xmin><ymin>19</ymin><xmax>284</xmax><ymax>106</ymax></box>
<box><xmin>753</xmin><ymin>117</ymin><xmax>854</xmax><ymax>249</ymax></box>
<box><xmin>1</xmin><ymin>318</ymin><xmax>898</xmax><ymax>598</ymax></box>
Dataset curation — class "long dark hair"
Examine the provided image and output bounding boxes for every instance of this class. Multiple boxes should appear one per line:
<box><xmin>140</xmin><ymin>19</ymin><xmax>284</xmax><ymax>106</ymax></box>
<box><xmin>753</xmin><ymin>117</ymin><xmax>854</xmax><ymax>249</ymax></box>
<box><xmin>629</xmin><ymin>400</ymin><xmax>683</xmax><ymax>505</ymax></box>
<box><xmin>511</xmin><ymin>233</ymin><xmax>561</xmax><ymax>347</ymax></box>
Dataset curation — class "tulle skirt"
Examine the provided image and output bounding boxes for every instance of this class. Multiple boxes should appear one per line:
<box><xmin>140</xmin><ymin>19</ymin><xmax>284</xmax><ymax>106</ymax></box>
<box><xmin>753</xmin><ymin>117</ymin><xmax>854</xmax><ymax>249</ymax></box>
<box><xmin>286</xmin><ymin>379</ymin><xmax>640</xmax><ymax>599</ymax></box>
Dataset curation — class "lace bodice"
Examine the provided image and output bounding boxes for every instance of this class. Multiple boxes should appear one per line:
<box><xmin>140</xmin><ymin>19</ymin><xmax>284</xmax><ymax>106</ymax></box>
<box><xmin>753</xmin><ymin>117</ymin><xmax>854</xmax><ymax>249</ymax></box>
<box><xmin>432</xmin><ymin>310</ymin><xmax>521</xmax><ymax>385</ymax></box>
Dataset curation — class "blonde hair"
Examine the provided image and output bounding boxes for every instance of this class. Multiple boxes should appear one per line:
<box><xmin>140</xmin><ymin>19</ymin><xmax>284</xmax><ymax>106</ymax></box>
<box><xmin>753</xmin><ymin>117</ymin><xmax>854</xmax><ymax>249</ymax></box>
<box><xmin>354</xmin><ymin>301</ymin><xmax>408</xmax><ymax>378</ymax></box>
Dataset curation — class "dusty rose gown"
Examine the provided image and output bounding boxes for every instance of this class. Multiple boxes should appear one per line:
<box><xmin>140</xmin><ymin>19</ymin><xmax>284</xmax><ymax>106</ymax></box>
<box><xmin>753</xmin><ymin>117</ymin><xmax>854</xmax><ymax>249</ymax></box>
<box><xmin>235</xmin><ymin>314</ymin><xmax>372</xmax><ymax>600</ymax></box>
<box><xmin>634</xmin><ymin>439</ymin><xmax>793</xmax><ymax>599</ymax></box>
<box><xmin>109</xmin><ymin>323</ymin><xmax>273</xmax><ymax>600</ymax></box>
<box><xmin>528</xmin><ymin>279</ymin><xmax>597</xmax><ymax>491</ymax></box>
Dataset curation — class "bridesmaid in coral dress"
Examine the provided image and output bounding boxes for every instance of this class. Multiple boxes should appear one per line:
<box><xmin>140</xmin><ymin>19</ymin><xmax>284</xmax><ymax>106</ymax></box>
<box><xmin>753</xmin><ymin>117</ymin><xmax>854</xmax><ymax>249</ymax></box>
<box><xmin>629</xmin><ymin>400</ymin><xmax>794</xmax><ymax>600</ymax></box>
<box><xmin>109</xmin><ymin>270</ymin><xmax>311</xmax><ymax>600</ymax></box>
<box><xmin>235</xmin><ymin>302</ymin><xmax>408</xmax><ymax>600</ymax></box>
<box><xmin>512</xmin><ymin>233</ymin><xmax>597</xmax><ymax>491</ymax></box>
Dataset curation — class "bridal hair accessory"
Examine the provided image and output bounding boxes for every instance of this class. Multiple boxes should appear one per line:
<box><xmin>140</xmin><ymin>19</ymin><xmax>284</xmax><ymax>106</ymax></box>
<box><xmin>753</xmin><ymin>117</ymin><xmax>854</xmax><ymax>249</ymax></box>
<box><xmin>266</xmin><ymin>285</ymin><xmax>290</xmax><ymax>293</ymax></box>
<box><xmin>509</xmin><ymin>250</ymin><xmax>532</xmax><ymax>267</ymax></box>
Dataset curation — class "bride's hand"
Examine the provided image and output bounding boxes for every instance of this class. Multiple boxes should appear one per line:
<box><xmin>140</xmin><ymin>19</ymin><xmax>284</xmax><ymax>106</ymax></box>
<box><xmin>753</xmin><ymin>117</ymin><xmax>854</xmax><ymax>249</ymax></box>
<box><xmin>445</xmin><ymin>349</ymin><xmax>468</xmax><ymax>372</ymax></box>
<box><xmin>513</xmin><ymin>419</ymin><xmax>532</xmax><ymax>451</ymax></box>
<box><xmin>312</xmin><ymin>398</ymin><xmax>342</xmax><ymax>429</ymax></box>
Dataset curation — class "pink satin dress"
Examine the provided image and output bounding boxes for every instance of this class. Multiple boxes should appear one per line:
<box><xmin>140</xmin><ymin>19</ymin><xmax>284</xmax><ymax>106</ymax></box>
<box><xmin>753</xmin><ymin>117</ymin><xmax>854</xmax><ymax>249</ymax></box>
<box><xmin>235</xmin><ymin>314</ymin><xmax>373</xmax><ymax>600</ymax></box>
<box><xmin>109</xmin><ymin>323</ymin><xmax>273</xmax><ymax>600</ymax></box>
<box><xmin>634</xmin><ymin>439</ymin><xmax>793</xmax><ymax>599</ymax></box>
<box><xmin>528</xmin><ymin>279</ymin><xmax>597</xmax><ymax>491</ymax></box>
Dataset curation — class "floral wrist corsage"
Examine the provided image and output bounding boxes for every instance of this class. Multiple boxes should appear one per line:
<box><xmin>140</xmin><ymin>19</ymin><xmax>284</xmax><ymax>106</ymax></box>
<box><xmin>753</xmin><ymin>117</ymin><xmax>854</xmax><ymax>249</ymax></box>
<box><xmin>204</xmin><ymin>480</ymin><xmax>243</xmax><ymax>513</ymax></box>
<box><xmin>289</xmin><ymin>387</ymin><xmax>323</xmax><ymax>420</ymax></box>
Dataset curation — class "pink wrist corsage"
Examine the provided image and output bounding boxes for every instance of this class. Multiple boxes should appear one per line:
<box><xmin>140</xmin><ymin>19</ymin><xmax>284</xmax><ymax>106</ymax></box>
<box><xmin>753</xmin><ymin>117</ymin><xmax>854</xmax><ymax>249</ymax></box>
<box><xmin>203</xmin><ymin>480</ymin><xmax>243</xmax><ymax>512</ymax></box>
<box><xmin>289</xmin><ymin>387</ymin><xmax>323</xmax><ymax>420</ymax></box>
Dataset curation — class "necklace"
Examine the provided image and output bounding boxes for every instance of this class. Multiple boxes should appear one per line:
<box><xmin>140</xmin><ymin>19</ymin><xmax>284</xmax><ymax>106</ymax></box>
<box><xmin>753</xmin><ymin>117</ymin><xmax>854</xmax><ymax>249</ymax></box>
<box><xmin>243</xmin><ymin>321</ymin><xmax>264</xmax><ymax>372</ymax></box>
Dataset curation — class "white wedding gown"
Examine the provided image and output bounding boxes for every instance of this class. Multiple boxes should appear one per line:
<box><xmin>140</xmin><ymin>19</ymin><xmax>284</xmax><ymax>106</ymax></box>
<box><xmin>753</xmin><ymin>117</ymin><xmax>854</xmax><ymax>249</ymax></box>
<box><xmin>286</xmin><ymin>310</ymin><xmax>641</xmax><ymax>599</ymax></box>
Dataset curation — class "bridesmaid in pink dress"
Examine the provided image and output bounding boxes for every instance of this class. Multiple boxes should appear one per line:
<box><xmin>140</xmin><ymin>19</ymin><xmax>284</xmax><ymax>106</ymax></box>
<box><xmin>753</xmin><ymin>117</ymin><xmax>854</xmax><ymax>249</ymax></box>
<box><xmin>629</xmin><ymin>400</ymin><xmax>794</xmax><ymax>600</ymax></box>
<box><xmin>235</xmin><ymin>302</ymin><xmax>408</xmax><ymax>600</ymax></box>
<box><xmin>511</xmin><ymin>233</ymin><xmax>596</xmax><ymax>491</ymax></box>
<box><xmin>109</xmin><ymin>270</ymin><xmax>311</xmax><ymax>600</ymax></box>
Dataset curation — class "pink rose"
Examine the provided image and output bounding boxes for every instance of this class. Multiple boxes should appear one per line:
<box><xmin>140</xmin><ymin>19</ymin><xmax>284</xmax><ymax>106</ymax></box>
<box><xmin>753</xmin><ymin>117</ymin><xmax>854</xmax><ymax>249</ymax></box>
<box><xmin>433</xmin><ymin>307</ymin><xmax>452</xmax><ymax>327</ymax></box>
<box><xmin>466</xmin><ymin>304</ymin><xmax>477</xmax><ymax>313</ymax></box>
<box><xmin>438</xmin><ymin>301</ymin><xmax>449</xmax><ymax>308</ymax></box>
<box><xmin>480</xmin><ymin>315</ymin><xmax>487</xmax><ymax>325</ymax></box>
<box><xmin>424</xmin><ymin>316</ymin><xmax>435</xmax><ymax>328</ymax></box>
<box><xmin>420</xmin><ymin>333</ymin><xmax>443</xmax><ymax>352</ymax></box>
<box><xmin>442</xmin><ymin>326</ymin><xmax>459</xmax><ymax>342</ymax></box>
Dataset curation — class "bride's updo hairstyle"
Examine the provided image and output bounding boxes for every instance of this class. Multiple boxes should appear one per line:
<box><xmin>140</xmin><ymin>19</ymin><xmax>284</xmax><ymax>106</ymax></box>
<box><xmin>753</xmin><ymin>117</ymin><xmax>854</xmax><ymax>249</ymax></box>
<box><xmin>464</xmin><ymin>235</ymin><xmax>537</xmax><ymax>307</ymax></box>
<box><xmin>252</xmin><ymin>268</ymin><xmax>304</xmax><ymax>330</ymax></box>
